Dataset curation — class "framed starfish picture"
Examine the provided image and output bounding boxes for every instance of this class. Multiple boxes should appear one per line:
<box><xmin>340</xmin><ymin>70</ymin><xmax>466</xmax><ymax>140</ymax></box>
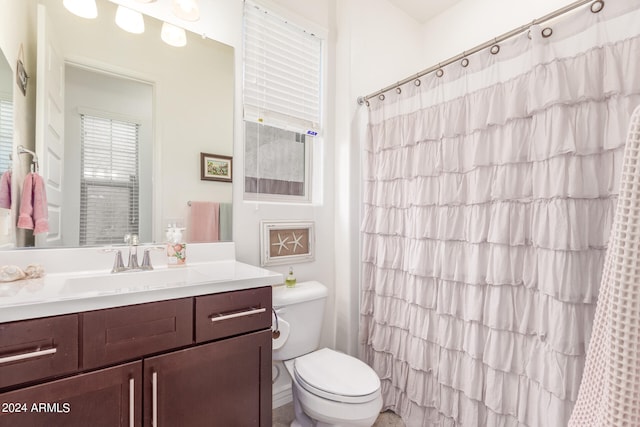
<box><xmin>260</xmin><ymin>220</ymin><xmax>315</xmax><ymax>266</ymax></box>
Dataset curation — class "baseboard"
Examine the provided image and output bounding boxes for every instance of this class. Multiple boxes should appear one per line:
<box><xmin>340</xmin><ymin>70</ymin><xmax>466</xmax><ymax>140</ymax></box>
<box><xmin>272</xmin><ymin>361</ymin><xmax>292</xmax><ymax>409</ymax></box>
<box><xmin>273</xmin><ymin>386</ymin><xmax>292</xmax><ymax>409</ymax></box>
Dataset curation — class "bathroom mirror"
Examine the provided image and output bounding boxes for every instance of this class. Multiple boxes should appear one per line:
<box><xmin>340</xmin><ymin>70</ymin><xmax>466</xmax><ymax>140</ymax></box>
<box><xmin>6</xmin><ymin>0</ymin><xmax>234</xmax><ymax>248</ymax></box>
<box><xmin>0</xmin><ymin>46</ymin><xmax>12</xmax><ymax>247</ymax></box>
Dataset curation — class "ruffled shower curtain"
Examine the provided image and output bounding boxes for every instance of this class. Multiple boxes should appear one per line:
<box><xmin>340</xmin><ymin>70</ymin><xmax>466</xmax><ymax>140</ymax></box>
<box><xmin>360</xmin><ymin>2</ymin><xmax>640</xmax><ymax>426</ymax></box>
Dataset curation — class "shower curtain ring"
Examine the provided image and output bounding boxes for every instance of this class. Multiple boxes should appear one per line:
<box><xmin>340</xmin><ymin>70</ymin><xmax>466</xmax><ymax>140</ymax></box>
<box><xmin>461</xmin><ymin>52</ymin><xmax>469</xmax><ymax>68</ymax></box>
<box><xmin>435</xmin><ymin>63</ymin><xmax>444</xmax><ymax>78</ymax></box>
<box><xmin>396</xmin><ymin>82</ymin><xmax>402</xmax><ymax>94</ymax></box>
<box><xmin>590</xmin><ymin>0</ymin><xmax>604</xmax><ymax>13</ymax></box>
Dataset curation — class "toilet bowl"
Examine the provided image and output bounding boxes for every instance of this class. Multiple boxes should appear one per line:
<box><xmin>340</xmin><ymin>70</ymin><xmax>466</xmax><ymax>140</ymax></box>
<box><xmin>284</xmin><ymin>348</ymin><xmax>382</xmax><ymax>427</ymax></box>
<box><xmin>272</xmin><ymin>281</ymin><xmax>383</xmax><ymax>427</ymax></box>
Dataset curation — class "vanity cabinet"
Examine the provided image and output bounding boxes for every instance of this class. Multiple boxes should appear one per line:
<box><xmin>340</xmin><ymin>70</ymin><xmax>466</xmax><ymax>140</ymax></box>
<box><xmin>0</xmin><ymin>286</ymin><xmax>272</xmax><ymax>427</ymax></box>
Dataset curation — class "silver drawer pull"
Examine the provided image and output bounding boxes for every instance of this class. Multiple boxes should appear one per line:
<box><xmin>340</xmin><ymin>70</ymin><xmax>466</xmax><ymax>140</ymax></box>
<box><xmin>129</xmin><ymin>378</ymin><xmax>135</xmax><ymax>427</ymax></box>
<box><xmin>0</xmin><ymin>347</ymin><xmax>57</xmax><ymax>364</ymax></box>
<box><xmin>209</xmin><ymin>307</ymin><xmax>266</xmax><ymax>323</ymax></box>
<box><xmin>152</xmin><ymin>371</ymin><xmax>158</xmax><ymax>427</ymax></box>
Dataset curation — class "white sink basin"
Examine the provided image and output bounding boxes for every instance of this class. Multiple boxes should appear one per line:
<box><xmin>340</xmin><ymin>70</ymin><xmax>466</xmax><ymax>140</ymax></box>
<box><xmin>61</xmin><ymin>267</ymin><xmax>210</xmax><ymax>294</ymax></box>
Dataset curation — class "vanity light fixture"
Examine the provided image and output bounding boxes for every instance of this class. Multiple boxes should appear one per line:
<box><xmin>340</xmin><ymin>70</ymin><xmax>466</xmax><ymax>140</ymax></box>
<box><xmin>63</xmin><ymin>0</ymin><xmax>98</xmax><ymax>19</ymax></box>
<box><xmin>115</xmin><ymin>5</ymin><xmax>145</xmax><ymax>34</ymax></box>
<box><xmin>172</xmin><ymin>0</ymin><xmax>200</xmax><ymax>21</ymax></box>
<box><xmin>161</xmin><ymin>22</ymin><xmax>187</xmax><ymax>47</ymax></box>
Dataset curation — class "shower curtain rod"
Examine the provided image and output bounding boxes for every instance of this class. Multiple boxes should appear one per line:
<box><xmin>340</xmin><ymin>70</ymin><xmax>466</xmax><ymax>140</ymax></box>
<box><xmin>358</xmin><ymin>0</ymin><xmax>601</xmax><ymax>104</ymax></box>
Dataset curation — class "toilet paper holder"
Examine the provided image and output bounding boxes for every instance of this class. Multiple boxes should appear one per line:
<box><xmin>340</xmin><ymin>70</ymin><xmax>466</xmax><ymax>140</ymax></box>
<box><xmin>272</xmin><ymin>308</ymin><xmax>280</xmax><ymax>339</ymax></box>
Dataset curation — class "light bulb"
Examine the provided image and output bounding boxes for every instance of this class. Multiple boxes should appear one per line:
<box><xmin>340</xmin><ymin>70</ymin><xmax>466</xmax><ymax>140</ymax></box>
<box><xmin>161</xmin><ymin>22</ymin><xmax>187</xmax><ymax>47</ymax></box>
<box><xmin>172</xmin><ymin>0</ymin><xmax>200</xmax><ymax>21</ymax></box>
<box><xmin>115</xmin><ymin>5</ymin><xmax>145</xmax><ymax>34</ymax></box>
<box><xmin>63</xmin><ymin>0</ymin><xmax>98</xmax><ymax>19</ymax></box>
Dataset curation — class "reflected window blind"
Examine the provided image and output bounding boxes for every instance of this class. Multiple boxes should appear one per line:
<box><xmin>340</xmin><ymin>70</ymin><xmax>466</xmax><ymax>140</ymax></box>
<box><xmin>0</xmin><ymin>99</ymin><xmax>12</xmax><ymax>172</ymax></box>
<box><xmin>243</xmin><ymin>1</ymin><xmax>322</xmax><ymax>134</ymax></box>
<box><xmin>80</xmin><ymin>114</ymin><xmax>139</xmax><ymax>246</ymax></box>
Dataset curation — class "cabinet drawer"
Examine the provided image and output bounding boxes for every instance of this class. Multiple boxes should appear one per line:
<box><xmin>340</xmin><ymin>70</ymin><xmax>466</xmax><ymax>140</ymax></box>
<box><xmin>195</xmin><ymin>286</ymin><xmax>271</xmax><ymax>343</ymax></box>
<box><xmin>0</xmin><ymin>315</ymin><xmax>78</xmax><ymax>390</ymax></box>
<box><xmin>82</xmin><ymin>298</ymin><xmax>192</xmax><ymax>369</ymax></box>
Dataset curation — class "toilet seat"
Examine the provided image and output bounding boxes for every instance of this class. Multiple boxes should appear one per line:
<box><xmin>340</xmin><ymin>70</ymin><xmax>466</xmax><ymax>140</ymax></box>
<box><xmin>293</xmin><ymin>348</ymin><xmax>380</xmax><ymax>404</ymax></box>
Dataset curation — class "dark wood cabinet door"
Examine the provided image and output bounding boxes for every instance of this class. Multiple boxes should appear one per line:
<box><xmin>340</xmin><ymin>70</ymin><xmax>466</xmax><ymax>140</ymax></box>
<box><xmin>0</xmin><ymin>361</ymin><xmax>142</xmax><ymax>427</ymax></box>
<box><xmin>144</xmin><ymin>329</ymin><xmax>271</xmax><ymax>427</ymax></box>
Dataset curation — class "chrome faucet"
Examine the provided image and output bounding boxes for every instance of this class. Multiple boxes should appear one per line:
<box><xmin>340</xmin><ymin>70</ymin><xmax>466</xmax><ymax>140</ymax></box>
<box><xmin>103</xmin><ymin>235</ymin><xmax>160</xmax><ymax>273</ymax></box>
<box><xmin>124</xmin><ymin>233</ymin><xmax>140</xmax><ymax>270</ymax></box>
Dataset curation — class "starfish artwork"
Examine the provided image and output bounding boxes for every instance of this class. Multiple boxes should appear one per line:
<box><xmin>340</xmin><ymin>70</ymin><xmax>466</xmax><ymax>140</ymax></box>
<box><xmin>290</xmin><ymin>232</ymin><xmax>305</xmax><ymax>252</ymax></box>
<box><xmin>271</xmin><ymin>233</ymin><xmax>290</xmax><ymax>255</ymax></box>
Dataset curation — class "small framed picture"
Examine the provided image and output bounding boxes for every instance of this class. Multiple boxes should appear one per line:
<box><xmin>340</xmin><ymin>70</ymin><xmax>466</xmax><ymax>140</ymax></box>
<box><xmin>201</xmin><ymin>152</ymin><xmax>232</xmax><ymax>182</ymax></box>
<box><xmin>260</xmin><ymin>220</ymin><xmax>315</xmax><ymax>266</ymax></box>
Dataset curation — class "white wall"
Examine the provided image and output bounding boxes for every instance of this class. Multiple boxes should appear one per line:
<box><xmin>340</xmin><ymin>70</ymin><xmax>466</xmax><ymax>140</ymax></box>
<box><xmin>420</xmin><ymin>0</ymin><xmax>579</xmax><ymax>67</ymax></box>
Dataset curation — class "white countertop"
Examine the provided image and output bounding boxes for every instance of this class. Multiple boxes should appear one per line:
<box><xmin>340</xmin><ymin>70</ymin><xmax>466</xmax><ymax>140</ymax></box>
<box><xmin>0</xmin><ymin>243</ymin><xmax>283</xmax><ymax>323</ymax></box>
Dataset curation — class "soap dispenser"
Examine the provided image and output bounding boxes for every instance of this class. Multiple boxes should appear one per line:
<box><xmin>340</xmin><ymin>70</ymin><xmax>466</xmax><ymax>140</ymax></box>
<box><xmin>166</xmin><ymin>223</ymin><xmax>187</xmax><ymax>267</ymax></box>
<box><xmin>285</xmin><ymin>267</ymin><xmax>296</xmax><ymax>288</ymax></box>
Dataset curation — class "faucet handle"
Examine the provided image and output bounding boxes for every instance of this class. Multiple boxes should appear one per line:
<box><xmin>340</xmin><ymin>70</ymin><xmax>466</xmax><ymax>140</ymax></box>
<box><xmin>113</xmin><ymin>250</ymin><xmax>126</xmax><ymax>273</ymax></box>
<box><xmin>140</xmin><ymin>246</ymin><xmax>164</xmax><ymax>271</ymax></box>
<box><xmin>141</xmin><ymin>249</ymin><xmax>153</xmax><ymax>270</ymax></box>
<box><xmin>100</xmin><ymin>248</ymin><xmax>127</xmax><ymax>273</ymax></box>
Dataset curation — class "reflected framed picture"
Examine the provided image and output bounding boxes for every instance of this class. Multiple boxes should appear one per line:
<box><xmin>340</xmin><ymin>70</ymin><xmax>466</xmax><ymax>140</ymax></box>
<box><xmin>200</xmin><ymin>152</ymin><xmax>232</xmax><ymax>182</ymax></box>
<box><xmin>260</xmin><ymin>220</ymin><xmax>315</xmax><ymax>266</ymax></box>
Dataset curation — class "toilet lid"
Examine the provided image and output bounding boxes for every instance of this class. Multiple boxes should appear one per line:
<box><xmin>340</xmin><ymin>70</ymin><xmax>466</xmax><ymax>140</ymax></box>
<box><xmin>293</xmin><ymin>348</ymin><xmax>380</xmax><ymax>404</ymax></box>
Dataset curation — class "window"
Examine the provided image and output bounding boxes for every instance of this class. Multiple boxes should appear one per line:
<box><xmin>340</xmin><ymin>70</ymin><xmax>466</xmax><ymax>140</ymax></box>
<box><xmin>79</xmin><ymin>114</ymin><xmax>139</xmax><ymax>245</ymax></box>
<box><xmin>242</xmin><ymin>1</ymin><xmax>322</xmax><ymax>202</ymax></box>
<box><xmin>0</xmin><ymin>98</ymin><xmax>12</xmax><ymax>173</ymax></box>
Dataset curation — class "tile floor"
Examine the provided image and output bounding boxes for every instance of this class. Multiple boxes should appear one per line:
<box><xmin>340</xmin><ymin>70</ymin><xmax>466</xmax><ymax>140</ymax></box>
<box><xmin>272</xmin><ymin>403</ymin><xmax>405</xmax><ymax>426</ymax></box>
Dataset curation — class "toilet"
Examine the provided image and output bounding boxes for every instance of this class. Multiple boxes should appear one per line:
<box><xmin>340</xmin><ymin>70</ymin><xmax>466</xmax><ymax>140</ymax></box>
<box><xmin>272</xmin><ymin>281</ymin><xmax>383</xmax><ymax>427</ymax></box>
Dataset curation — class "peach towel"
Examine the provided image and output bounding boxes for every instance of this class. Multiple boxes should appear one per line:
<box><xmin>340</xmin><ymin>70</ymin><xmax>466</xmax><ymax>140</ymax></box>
<box><xmin>17</xmin><ymin>172</ymin><xmax>49</xmax><ymax>234</ymax></box>
<box><xmin>188</xmin><ymin>201</ymin><xmax>219</xmax><ymax>243</ymax></box>
<box><xmin>0</xmin><ymin>170</ymin><xmax>10</xmax><ymax>209</ymax></box>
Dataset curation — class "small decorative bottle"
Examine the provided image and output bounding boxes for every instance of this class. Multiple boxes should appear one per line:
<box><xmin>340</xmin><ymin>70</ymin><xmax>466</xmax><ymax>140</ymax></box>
<box><xmin>166</xmin><ymin>224</ymin><xmax>187</xmax><ymax>267</ymax></box>
<box><xmin>285</xmin><ymin>267</ymin><xmax>296</xmax><ymax>288</ymax></box>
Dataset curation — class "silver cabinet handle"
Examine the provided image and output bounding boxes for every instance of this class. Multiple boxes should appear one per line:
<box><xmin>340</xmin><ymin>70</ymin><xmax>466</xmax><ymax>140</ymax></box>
<box><xmin>0</xmin><ymin>347</ymin><xmax>57</xmax><ymax>364</ymax></box>
<box><xmin>129</xmin><ymin>378</ymin><xmax>135</xmax><ymax>427</ymax></box>
<box><xmin>209</xmin><ymin>307</ymin><xmax>266</xmax><ymax>323</ymax></box>
<box><xmin>152</xmin><ymin>371</ymin><xmax>158</xmax><ymax>427</ymax></box>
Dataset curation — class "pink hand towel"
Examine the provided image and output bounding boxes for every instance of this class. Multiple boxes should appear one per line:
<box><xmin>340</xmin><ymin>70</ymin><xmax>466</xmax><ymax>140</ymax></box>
<box><xmin>187</xmin><ymin>201</ymin><xmax>219</xmax><ymax>243</ymax></box>
<box><xmin>0</xmin><ymin>170</ymin><xmax>10</xmax><ymax>209</ymax></box>
<box><xmin>17</xmin><ymin>172</ymin><xmax>49</xmax><ymax>234</ymax></box>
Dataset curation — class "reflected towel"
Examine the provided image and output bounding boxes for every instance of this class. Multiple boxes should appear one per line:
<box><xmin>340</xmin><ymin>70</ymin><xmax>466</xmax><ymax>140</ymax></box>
<box><xmin>17</xmin><ymin>172</ymin><xmax>49</xmax><ymax>234</ymax></box>
<box><xmin>219</xmin><ymin>203</ymin><xmax>232</xmax><ymax>241</ymax></box>
<box><xmin>0</xmin><ymin>170</ymin><xmax>10</xmax><ymax>209</ymax></box>
<box><xmin>188</xmin><ymin>201</ymin><xmax>219</xmax><ymax>243</ymax></box>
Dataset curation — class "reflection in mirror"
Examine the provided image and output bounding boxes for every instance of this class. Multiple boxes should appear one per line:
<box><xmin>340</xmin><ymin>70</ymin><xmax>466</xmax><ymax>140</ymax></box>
<box><xmin>63</xmin><ymin>65</ymin><xmax>153</xmax><ymax>246</ymax></box>
<box><xmin>0</xmin><ymin>46</ymin><xmax>13</xmax><ymax>247</ymax></box>
<box><xmin>7</xmin><ymin>0</ymin><xmax>234</xmax><ymax>248</ymax></box>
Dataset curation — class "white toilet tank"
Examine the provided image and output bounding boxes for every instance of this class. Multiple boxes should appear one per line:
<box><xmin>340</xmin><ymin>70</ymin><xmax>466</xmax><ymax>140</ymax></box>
<box><xmin>272</xmin><ymin>281</ymin><xmax>328</xmax><ymax>361</ymax></box>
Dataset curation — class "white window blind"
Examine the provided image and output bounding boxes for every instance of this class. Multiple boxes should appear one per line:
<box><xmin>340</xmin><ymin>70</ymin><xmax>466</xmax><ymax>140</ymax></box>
<box><xmin>0</xmin><ymin>99</ymin><xmax>12</xmax><ymax>172</ymax></box>
<box><xmin>80</xmin><ymin>114</ymin><xmax>139</xmax><ymax>246</ymax></box>
<box><xmin>243</xmin><ymin>1</ymin><xmax>322</xmax><ymax>134</ymax></box>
